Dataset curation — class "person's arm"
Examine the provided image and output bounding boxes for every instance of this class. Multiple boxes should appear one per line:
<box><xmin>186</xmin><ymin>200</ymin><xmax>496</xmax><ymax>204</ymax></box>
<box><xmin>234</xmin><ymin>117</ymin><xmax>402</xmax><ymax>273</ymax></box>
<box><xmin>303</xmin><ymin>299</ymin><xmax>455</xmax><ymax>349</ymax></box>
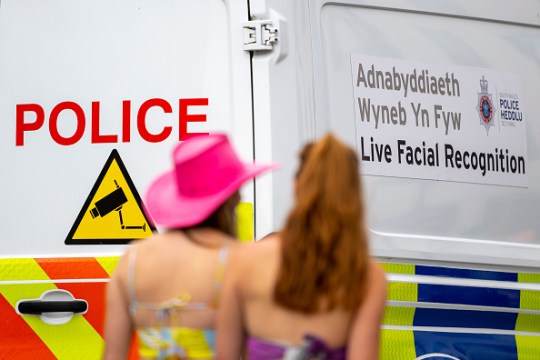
<box><xmin>102</xmin><ymin>251</ymin><xmax>133</xmax><ymax>360</ymax></box>
<box><xmin>215</xmin><ymin>249</ymin><xmax>245</xmax><ymax>359</ymax></box>
<box><xmin>347</xmin><ymin>260</ymin><xmax>388</xmax><ymax>360</ymax></box>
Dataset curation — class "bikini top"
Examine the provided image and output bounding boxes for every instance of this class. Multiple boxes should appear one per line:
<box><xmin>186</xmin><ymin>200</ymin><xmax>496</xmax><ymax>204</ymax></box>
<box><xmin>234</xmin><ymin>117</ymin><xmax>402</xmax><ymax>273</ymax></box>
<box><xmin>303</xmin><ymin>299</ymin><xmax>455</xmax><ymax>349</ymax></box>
<box><xmin>246</xmin><ymin>335</ymin><xmax>347</xmax><ymax>360</ymax></box>
<box><xmin>127</xmin><ymin>240</ymin><xmax>229</xmax><ymax>360</ymax></box>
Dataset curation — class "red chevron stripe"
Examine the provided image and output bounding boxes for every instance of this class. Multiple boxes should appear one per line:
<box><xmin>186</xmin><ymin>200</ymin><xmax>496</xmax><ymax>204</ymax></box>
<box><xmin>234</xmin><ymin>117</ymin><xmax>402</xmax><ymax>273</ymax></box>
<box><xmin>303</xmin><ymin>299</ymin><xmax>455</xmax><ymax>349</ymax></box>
<box><xmin>35</xmin><ymin>257</ymin><xmax>140</xmax><ymax>357</ymax></box>
<box><xmin>37</xmin><ymin>258</ymin><xmax>111</xmax><ymax>335</ymax></box>
<box><xmin>57</xmin><ymin>282</ymin><xmax>108</xmax><ymax>335</ymax></box>
<box><xmin>0</xmin><ymin>293</ymin><xmax>56</xmax><ymax>359</ymax></box>
<box><xmin>36</xmin><ymin>257</ymin><xmax>110</xmax><ymax>279</ymax></box>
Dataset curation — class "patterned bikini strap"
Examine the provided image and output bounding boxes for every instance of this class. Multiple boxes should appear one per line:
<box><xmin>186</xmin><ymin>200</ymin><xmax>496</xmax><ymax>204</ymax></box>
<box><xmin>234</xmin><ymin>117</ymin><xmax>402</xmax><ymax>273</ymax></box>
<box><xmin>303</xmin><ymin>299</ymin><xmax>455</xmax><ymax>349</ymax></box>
<box><xmin>212</xmin><ymin>244</ymin><xmax>229</xmax><ymax>306</ymax></box>
<box><xmin>127</xmin><ymin>246</ymin><xmax>138</xmax><ymax>316</ymax></box>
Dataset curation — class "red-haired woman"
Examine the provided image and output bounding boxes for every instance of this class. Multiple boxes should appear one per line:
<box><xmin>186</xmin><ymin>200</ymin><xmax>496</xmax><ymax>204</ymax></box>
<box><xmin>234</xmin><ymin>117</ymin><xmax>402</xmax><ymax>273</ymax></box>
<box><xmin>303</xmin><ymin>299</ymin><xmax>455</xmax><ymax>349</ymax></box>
<box><xmin>216</xmin><ymin>133</ymin><xmax>387</xmax><ymax>360</ymax></box>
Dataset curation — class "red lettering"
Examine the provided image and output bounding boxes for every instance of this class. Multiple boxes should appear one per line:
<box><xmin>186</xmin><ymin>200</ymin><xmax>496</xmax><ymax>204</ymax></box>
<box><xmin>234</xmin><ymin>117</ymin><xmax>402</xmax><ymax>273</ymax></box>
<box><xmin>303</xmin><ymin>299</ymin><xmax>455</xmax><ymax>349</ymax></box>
<box><xmin>179</xmin><ymin>98</ymin><xmax>208</xmax><ymax>141</ymax></box>
<box><xmin>122</xmin><ymin>100</ymin><xmax>131</xmax><ymax>143</ymax></box>
<box><xmin>91</xmin><ymin>102</ymin><xmax>118</xmax><ymax>144</ymax></box>
<box><xmin>15</xmin><ymin>97</ymin><xmax>209</xmax><ymax>146</ymax></box>
<box><xmin>16</xmin><ymin>104</ymin><xmax>45</xmax><ymax>146</ymax></box>
<box><xmin>137</xmin><ymin>98</ymin><xmax>173</xmax><ymax>143</ymax></box>
<box><xmin>49</xmin><ymin>102</ymin><xmax>86</xmax><ymax>146</ymax></box>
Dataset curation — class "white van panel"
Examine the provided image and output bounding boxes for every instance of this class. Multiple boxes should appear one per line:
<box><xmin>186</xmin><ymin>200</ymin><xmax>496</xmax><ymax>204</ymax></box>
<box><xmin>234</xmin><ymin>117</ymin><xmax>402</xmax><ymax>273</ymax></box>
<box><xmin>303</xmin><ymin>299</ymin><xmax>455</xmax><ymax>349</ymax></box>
<box><xmin>0</xmin><ymin>0</ymin><xmax>252</xmax><ymax>256</ymax></box>
<box><xmin>308</xmin><ymin>0</ymin><xmax>540</xmax><ymax>269</ymax></box>
<box><xmin>250</xmin><ymin>1</ymin><xmax>315</xmax><ymax>238</ymax></box>
<box><xmin>253</xmin><ymin>0</ymin><xmax>540</xmax><ymax>269</ymax></box>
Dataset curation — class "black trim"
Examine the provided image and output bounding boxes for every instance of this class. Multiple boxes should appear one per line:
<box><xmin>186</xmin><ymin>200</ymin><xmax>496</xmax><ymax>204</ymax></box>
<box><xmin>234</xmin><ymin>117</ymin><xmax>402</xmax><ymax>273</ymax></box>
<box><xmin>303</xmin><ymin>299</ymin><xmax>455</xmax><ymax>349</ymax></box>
<box><xmin>18</xmin><ymin>300</ymin><xmax>88</xmax><ymax>315</ymax></box>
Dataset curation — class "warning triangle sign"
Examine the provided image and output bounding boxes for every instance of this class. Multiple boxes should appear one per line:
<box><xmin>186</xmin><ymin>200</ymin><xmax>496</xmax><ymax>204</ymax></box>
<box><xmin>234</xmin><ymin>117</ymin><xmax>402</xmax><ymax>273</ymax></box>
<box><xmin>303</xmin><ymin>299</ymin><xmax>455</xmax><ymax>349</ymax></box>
<box><xmin>65</xmin><ymin>149</ymin><xmax>156</xmax><ymax>245</ymax></box>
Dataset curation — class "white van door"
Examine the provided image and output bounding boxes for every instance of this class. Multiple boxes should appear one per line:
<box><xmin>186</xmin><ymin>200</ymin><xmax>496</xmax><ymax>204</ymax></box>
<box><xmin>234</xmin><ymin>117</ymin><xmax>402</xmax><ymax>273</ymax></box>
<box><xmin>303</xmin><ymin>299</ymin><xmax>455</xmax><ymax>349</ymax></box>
<box><xmin>249</xmin><ymin>0</ymin><xmax>540</xmax><ymax>359</ymax></box>
<box><xmin>0</xmin><ymin>1</ymin><xmax>252</xmax><ymax>358</ymax></box>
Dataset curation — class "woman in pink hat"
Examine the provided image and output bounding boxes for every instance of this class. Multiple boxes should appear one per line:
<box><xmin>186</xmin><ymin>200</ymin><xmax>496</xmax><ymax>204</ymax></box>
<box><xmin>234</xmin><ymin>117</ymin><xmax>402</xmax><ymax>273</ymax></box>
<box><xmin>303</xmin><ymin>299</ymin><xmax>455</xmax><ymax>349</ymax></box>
<box><xmin>102</xmin><ymin>134</ymin><xmax>277</xmax><ymax>360</ymax></box>
<box><xmin>216</xmin><ymin>133</ymin><xmax>387</xmax><ymax>360</ymax></box>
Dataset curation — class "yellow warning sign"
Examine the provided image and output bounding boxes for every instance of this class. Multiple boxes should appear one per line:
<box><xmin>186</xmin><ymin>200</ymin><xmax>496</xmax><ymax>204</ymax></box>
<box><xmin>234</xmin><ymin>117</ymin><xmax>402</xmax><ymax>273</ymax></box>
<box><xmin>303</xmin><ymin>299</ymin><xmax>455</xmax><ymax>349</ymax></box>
<box><xmin>65</xmin><ymin>149</ymin><xmax>156</xmax><ymax>245</ymax></box>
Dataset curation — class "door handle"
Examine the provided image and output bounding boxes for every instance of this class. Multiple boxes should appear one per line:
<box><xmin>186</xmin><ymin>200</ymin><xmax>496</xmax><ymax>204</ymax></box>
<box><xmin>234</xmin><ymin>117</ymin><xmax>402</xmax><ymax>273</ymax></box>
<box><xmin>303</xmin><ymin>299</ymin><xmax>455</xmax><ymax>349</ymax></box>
<box><xmin>17</xmin><ymin>299</ymin><xmax>87</xmax><ymax>315</ymax></box>
<box><xmin>16</xmin><ymin>289</ymin><xmax>88</xmax><ymax>325</ymax></box>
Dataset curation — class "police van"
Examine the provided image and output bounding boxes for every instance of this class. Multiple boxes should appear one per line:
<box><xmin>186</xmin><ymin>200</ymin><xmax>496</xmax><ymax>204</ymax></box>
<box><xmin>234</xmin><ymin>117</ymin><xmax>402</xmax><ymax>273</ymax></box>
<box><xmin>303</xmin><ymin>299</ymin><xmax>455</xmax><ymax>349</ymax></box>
<box><xmin>1</xmin><ymin>0</ymin><xmax>539</xmax><ymax>359</ymax></box>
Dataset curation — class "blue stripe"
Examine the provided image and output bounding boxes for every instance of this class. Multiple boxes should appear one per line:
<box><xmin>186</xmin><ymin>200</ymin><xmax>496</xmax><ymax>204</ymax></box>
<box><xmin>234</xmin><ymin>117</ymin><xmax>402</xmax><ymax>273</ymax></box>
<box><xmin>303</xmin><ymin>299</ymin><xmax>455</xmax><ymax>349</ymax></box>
<box><xmin>416</xmin><ymin>265</ymin><xmax>518</xmax><ymax>282</ymax></box>
<box><xmin>414</xmin><ymin>308</ymin><xmax>517</xmax><ymax>330</ymax></box>
<box><xmin>418</xmin><ymin>284</ymin><xmax>520</xmax><ymax>308</ymax></box>
<box><xmin>414</xmin><ymin>331</ymin><xmax>518</xmax><ymax>360</ymax></box>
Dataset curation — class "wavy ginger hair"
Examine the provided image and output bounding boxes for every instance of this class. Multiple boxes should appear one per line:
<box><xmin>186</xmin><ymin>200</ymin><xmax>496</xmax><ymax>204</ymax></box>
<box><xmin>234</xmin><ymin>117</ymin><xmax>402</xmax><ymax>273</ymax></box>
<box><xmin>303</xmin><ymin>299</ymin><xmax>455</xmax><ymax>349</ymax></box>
<box><xmin>274</xmin><ymin>134</ymin><xmax>369</xmax><ymax>313</ymax></box>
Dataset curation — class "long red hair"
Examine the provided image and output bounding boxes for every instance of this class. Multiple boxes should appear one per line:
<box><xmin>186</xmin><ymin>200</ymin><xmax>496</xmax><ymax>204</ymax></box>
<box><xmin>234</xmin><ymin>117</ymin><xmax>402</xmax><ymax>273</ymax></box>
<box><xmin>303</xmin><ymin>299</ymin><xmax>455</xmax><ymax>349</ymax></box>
<box><xmin>274</xmin><ymin>133</ymin><xmax>369</xmax><ymax>313</ymax></box>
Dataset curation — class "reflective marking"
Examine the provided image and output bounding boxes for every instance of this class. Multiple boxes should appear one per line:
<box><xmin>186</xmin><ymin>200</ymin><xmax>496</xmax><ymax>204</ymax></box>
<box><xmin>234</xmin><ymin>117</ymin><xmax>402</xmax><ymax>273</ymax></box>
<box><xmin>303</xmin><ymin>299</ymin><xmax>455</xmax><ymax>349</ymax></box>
<box><xmin>96</xmin><ymin>256</ymin><xmax>121</xmax><ymax>276</ymax></box>
<box><xmin>381</xmin><ymin>262</ymin><xmax>415</xmax><ymax>275</ymax></box>
<box><xmin>388</xmin><ymin>274</ymin><xmax>540</xmax><ymax>291</ymax></box>
<box><xmin>383</xmin><ymin>305</ymin><xmax>415</xmax><ymax>326</ymax></box>
<box><xmin>418</xmin><ymin>283</ymin><xmax>519</xmax><ymax>308</ymax></box>
<box><xmin>516</xmin><ymin>335</ymin><xmax>539</xmax><ymax>360</ymax></box>
<box><xmin>0</xmin><ymin>258</ymin><xmax>51</xmax><ymax>281</ymax></box>
<box><xmin>520</xmin><ymin>289</ymin><xmax>540</xmax><ymax>311</ymax></box>
<box><xmin>516</xmin><ymin>313</ymin><xmax>540</xmax><ymax>333</ymax></box>
<box><xmin>382</xmin><ymin>325</ymin><xmax>540</xmax><ymax>337</ymax></box>
<box><xmin>21</xmin><ymin>308</ymin><xmax>104</xmax><ymax>358</ymax></box>
<box><xmin>0</xmin><ymin>293</ymin><xmax>56</xmax><ymax>359</ymax></box>
<box><xmin>0</xmin><ymin>278</ymin><xmax>109</xmax><ymax>285</ymax></box>
<box><xmin>0</xmin><ymin>258</ymin><xmax>105</xmax><ymax>358</ymax></box>
<box><xmin>416</xmin><ymin>265</ymin><xmax>517</xmax><ymax>282</ymax></box>
<box><xmin>36</xmin><ymin>257</ymin><xmax>110</xmax><ymax>279</ymax></box>
<box><xmin>388</xmin><ymin>300</ymin><xmax>540</xmax><ymax>315</ymax></box>
<box><xmin>519</xmin><ymin>273</ymin><xmax>540</xmax><ymax>284</ymax></box>
<box><xmin>387</xmin><ymin>280</ymin><xmax>418</xmax><ymax>302</ymax></box>
<box><xmin>413</xmin><ymin>308</ymin><xmax>517</xmax><ymax>330</ymax></box>
<box><xmin>380</xmin><ymin>329</ymin><xmax>416</xmax><ymax>359</ymax></box>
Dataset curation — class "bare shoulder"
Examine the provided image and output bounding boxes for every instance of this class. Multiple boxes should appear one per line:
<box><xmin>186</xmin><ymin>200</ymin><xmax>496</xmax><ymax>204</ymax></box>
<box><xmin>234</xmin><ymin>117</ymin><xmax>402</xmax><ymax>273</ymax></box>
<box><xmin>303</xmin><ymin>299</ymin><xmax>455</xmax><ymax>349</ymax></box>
<box><xmin>365</xmin><ymin>259</ymin><xmax>388</xmax><ymax>301</ymax></box>
<box><xmin>368</xmin><ymin>259</ymin><xmax>387</xmax><ymax>283</ymax></box>
<box><xmin>111</xmin><ymin>233</ymin><xmax>163</xmax><ymax>276</ymax></box>
<box><xmin>227</xmin><ymin>238</ymin><xmax>279</xmax><ymax>272</ymax></box>
<box><xmin>245</xmin><ymin>237</ymin><xmax>279</xmax><ymax>258</ymax></box>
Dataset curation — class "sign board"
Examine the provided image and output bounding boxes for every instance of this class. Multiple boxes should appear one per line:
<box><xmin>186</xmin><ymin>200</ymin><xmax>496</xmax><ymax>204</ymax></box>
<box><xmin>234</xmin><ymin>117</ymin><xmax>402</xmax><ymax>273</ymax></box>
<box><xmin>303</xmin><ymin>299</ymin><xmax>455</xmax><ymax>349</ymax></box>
<box><xmin>65</xmin><ymin>149</ymin><xmax>155</xmax><ymax>245</ymax></box>
<box><xmin>350</xmin><ymin>55</ymin><xmax>527</xmax><ymax>188</ymax></box>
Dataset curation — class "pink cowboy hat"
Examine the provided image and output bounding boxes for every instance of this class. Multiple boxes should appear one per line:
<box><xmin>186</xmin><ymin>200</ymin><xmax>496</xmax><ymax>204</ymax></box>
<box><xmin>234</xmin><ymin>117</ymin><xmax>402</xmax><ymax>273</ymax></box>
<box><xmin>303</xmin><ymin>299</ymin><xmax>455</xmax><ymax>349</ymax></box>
<box><xmin>145</xmin><ymin>134</ymin><xmax>278</xmax><ymax>228</ymax></box>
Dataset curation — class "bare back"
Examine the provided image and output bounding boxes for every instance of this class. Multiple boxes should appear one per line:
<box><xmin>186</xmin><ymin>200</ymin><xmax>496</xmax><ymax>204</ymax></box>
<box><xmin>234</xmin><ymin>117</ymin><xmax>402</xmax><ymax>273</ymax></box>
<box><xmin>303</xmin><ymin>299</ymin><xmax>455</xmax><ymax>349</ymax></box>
<box><xmin>237</xmin><ymin>236</ymin><xmax>354</xmax><ymax>348</ymax></box>
<box><xmin>121</xmin><ymin>228</ymin><xmax>235</xmax><ymax>328</ymax></box>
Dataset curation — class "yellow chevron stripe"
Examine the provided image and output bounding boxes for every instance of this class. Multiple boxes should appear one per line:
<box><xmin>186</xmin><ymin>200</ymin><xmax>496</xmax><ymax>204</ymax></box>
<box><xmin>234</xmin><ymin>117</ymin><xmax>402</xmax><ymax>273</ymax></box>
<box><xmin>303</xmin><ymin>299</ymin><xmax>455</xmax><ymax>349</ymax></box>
<box><xmin>95</xmin><ymin>256</ymin><xmax>121</xmax><ymax>277</ymax></box>
<box><xmin>387</xmin><ymin>282</ymin><xmax>418</xmax><ymax>302</ymax></box>
<box><xmin>519</xmin><ymin>273</ymin><xmax>540</xmax><ymax>315</ymax></box>
<box><xmin>515</xmin><ymin>313</ymin><xmax>540</xmax><ymax>332</ymax></box>
<box><xmin>516</xmin><ymin>335</ymin><xmax>540</xmax><ymax>360</ymax></box>
<box><xmin>520</xmin><ymin>290</ymin><xmax>540</xmax><ymax>311</ymax></box>
<box><xmin>20</xmin><ymin>309</ymin><xmax>104</xmax><ymax>359</ymax></box>
<box><xmin>0</xmin><ymin>258</ymin><xmax>51</xmax><ymax>281</ymax></box>
<box><xmin>381</xmin><ymin>263</ymin><xmax>418</xmax><ymax>303</ymax></box>
<box><xmin>382</xmin><ymin>306</ymin><xmax>415</xmax><ymax>326</ymax></box>
<box><xmin>0</xmin><ymin>258</ymin><xmax>104</xmax><ymax>359</ymax></box>
<box><xmin>236</xmin><ymin>202</ymin><xmax>254</xmax><ymax>243</ymax></box>
<box><xmin>380</xmin><ymin>263</ymin><xmax>415</xmax><ymax>275</ymax></box>
<box><xmin>379</xmin><ymin>264</ymin><xmax>416</xmax><ymax>358</ymax></box>
<box><xmin>380</xmin><ymin>329</ymin><xmax>416</xmax><ymax>360</ymax></box>
<box><xmin>518</xmin><ymin>273</ymin><xmax>540</xmax><ymax>284</ymax></box>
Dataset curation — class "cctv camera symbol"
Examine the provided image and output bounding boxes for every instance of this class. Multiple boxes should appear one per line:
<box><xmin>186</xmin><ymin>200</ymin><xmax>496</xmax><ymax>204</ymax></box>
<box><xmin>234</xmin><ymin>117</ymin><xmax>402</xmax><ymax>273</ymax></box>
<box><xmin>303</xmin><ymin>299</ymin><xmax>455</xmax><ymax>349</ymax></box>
<box><xmin>89</xmin><ymin>180</ymin><xmax>146</xmax><ymax>231</ymax></box>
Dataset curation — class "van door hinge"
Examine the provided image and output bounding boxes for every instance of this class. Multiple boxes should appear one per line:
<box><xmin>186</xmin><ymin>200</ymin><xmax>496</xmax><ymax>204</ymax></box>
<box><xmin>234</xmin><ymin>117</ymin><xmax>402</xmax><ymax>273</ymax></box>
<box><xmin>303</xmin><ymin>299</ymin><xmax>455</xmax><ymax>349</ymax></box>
<box><xmin>243</xmin><ymin>20</ymin><xmax>278</xmax><ymax>52</ymax></box>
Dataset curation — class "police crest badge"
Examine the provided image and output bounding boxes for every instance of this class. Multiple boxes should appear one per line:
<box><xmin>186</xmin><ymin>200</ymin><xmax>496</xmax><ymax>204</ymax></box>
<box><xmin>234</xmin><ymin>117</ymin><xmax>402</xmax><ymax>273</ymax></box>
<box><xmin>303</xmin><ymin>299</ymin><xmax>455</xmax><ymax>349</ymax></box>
<box><xmin>477</xmin><ymin>75</ymin><xmax>495</xmax><ymax>134</ymax></box>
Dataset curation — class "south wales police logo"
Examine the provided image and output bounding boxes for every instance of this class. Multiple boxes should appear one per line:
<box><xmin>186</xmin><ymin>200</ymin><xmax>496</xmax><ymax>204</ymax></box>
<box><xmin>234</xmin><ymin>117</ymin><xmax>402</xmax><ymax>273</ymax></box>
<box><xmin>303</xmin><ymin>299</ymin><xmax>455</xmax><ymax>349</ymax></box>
<box><xmin>477</xmin><ymin>75</ymin><xmax>495</xmax><ymax>134</ymax></box>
